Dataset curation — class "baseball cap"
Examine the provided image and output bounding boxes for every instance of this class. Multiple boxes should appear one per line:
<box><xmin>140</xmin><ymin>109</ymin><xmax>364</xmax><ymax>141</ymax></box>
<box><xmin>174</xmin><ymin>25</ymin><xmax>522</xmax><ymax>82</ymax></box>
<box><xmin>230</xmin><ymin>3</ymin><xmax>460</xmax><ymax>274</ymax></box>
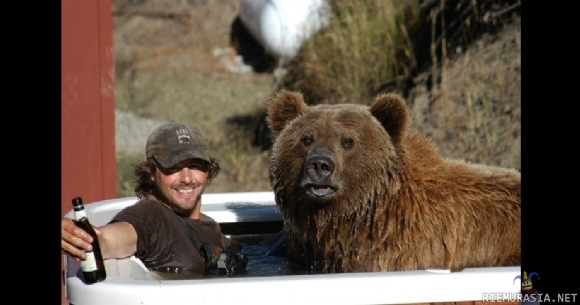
<box><xmin>146</xmin><ymin>122</ymin><xmax>210</xmax><ymax>168</ymax></box>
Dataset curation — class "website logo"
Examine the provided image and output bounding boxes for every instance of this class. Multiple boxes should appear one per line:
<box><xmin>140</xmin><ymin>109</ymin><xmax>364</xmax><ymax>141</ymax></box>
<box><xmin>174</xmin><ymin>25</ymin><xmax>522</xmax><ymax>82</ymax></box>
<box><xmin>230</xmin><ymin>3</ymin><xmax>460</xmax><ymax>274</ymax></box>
<box><xmin>514</xmin><ymin>271</ymin><xmax>540</xmax><ymax>295</ymax></box>
<box><xmin>482</xmin><ymin>271</ymin><xmax>577</xmax><ymax>303</ymax></box>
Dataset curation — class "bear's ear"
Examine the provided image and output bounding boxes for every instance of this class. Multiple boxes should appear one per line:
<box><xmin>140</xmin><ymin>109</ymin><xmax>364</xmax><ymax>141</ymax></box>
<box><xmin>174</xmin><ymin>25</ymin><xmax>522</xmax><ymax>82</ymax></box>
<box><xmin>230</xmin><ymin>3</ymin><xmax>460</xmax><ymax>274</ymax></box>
<box><xmin>369</xmin><ymin>93</ymin><xmax>408</xmax><ymax>146</ymax></box>
<box><xmin>267</xmin><ymin>90</ymin><xmax>309</xmax><ymax>140</ymax></box>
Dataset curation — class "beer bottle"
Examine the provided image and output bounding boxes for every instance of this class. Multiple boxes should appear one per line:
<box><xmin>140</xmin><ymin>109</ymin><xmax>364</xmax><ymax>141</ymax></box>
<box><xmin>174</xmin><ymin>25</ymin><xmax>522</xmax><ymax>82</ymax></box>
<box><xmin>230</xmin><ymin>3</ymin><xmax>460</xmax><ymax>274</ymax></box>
<box><xmin>71</xmin><ymin>197</ymin><xmax>107</xmax><ymax>284</ymax></box>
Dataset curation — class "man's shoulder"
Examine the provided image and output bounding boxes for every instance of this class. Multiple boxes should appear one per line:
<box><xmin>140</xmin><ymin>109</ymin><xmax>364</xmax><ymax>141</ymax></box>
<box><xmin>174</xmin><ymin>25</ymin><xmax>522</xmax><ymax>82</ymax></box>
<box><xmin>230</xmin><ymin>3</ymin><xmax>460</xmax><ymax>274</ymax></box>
<box><xmin>199</xmin><ymin>212</ymin><xmax>218</xmax><ymax>224</ymax></box>
<box><xmin>113</xmin><ymin>196</ymin><xmax>168</xmax><ymax>220</ymax></box>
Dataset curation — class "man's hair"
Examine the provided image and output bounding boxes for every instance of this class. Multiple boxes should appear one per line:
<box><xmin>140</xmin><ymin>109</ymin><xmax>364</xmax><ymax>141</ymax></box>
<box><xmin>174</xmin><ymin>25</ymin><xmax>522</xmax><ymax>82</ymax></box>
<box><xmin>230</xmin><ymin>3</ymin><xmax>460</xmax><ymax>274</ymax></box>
<box><xmin>134</xmin><ymin>157</ymin><xmax>221</xmax><ymax>199</ymax></box>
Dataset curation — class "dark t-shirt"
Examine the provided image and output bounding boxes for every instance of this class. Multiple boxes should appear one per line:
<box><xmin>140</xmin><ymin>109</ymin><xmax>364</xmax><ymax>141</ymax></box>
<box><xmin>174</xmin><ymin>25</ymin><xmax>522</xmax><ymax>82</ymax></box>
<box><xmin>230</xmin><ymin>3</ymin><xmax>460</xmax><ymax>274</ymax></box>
<box><xmin>109</xmin><ymin>195</ymin><xmax>241</xmax><ymax>273</ymax></box>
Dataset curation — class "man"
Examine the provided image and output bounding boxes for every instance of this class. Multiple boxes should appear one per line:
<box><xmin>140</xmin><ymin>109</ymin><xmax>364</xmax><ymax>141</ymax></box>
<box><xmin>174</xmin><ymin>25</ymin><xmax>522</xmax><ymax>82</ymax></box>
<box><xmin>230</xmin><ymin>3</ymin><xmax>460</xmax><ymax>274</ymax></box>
<box><xmin>61</xmin><ymin>121</ymin><xmax>246</xmax><ymax>274</ymax></box>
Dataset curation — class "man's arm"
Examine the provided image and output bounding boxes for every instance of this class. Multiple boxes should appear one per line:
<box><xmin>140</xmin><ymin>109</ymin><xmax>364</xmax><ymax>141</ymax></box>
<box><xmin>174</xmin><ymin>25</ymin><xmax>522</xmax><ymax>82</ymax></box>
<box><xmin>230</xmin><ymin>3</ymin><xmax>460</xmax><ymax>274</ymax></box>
<box><xmin>61</xmin><ymin>218</ymin><xmax>138</xmax><ymax>261</ymax></box>
<box><xmin>98</xmin><ymin>222</ymin><xmax>138</xmax><ymax>259</ymax></box>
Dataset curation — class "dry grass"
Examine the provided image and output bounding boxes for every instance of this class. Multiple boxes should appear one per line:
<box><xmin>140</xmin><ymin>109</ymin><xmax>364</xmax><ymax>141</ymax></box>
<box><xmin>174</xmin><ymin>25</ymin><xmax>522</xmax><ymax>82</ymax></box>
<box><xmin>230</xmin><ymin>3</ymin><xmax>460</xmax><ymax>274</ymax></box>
<box><xmin>283</xmin><ymin>0</ymin><xmax>423</xmax><ymax>104</ymax></box>
<box><xmin>409</xmin><ymin>18</ymin><xmax>521</xmax><ymax>169</ymax></box>
<box><xmin>113</xmin><ymin>0</ymin><xmax>521</xmax><ymax>197</ymax></box>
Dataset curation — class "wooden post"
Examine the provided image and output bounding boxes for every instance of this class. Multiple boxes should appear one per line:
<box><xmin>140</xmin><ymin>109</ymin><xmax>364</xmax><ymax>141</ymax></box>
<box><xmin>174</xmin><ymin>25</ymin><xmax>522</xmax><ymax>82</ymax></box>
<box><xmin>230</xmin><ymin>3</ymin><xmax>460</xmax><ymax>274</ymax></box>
<box><xmin>61</xmin><ymin>0</ymin><xmax>116</xmax><ymax>304</ymax></box>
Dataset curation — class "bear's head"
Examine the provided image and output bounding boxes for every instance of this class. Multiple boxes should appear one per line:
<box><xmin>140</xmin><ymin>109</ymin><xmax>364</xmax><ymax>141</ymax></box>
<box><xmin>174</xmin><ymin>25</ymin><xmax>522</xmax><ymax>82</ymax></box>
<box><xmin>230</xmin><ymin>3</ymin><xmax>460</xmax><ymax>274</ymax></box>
<box><xmin>266</xmin><ymin>90</ymin><xmax>409</xmax><ymax>238</ymax></box>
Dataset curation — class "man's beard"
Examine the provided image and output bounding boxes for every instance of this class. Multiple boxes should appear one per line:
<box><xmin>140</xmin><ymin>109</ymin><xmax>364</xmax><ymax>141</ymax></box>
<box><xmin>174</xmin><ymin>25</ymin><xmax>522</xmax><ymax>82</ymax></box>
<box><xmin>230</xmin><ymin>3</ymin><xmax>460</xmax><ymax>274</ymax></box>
<box><xmin>152</xmin><ymin>182</ymin><xmax>203</xmax><ymax>217</ymax></box>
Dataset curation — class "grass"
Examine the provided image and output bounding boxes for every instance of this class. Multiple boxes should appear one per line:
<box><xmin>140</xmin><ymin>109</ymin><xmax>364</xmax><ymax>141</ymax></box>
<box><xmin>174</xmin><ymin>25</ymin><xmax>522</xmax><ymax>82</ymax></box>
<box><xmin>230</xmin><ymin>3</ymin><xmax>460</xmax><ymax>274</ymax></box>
<box><xmin>113</xmin><ymin>0</ymin><xmax>520</xmax><ymax>197</ymax></box>
<box><xmin>283</xmin><ymin>0</ymin><xmax>423</xmax><ymax>104</ymax></box>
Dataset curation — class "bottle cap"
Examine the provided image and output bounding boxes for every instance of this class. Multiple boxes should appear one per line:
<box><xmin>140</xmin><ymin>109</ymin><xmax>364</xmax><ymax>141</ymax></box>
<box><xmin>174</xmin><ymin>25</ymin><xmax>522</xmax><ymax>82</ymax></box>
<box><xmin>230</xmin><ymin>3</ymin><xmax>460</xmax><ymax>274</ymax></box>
<box><xmin>72</xmin><ymin>197</ymin><xmax>83</xmax><ymax>207</ymax></box>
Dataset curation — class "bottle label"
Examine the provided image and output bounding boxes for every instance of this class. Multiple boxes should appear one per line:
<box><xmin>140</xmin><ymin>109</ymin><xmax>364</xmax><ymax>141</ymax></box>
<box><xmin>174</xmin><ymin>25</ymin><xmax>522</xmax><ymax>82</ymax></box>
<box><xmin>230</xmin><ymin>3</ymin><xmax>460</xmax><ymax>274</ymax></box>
<box><xmin>74</xmin><ymin>210</ymin><xmax>87</xmax><ymax>221</ymax></box>
<box><xmin>80</xmin><ymin>251</ymin><xmax>98</xmax><ymax>272</ymax></box>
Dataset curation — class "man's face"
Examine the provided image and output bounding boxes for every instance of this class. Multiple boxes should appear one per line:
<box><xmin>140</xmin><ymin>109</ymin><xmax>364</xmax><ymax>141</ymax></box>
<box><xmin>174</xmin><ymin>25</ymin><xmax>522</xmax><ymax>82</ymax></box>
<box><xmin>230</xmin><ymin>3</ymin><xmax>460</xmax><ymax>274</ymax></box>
<box><xmin>152</xmin><ymin>158</ymin><xmax>209</xmax><ymax>217</ymax></box>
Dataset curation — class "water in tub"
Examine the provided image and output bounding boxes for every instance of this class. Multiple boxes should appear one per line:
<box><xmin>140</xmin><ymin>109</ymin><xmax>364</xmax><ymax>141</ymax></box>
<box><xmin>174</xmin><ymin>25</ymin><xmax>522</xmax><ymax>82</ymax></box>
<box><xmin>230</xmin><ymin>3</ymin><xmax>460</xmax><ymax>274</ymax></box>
<box><xmin>147</xmin><ymin>233</ymin><xmax>307</xmax><ymax>280</ymax></box>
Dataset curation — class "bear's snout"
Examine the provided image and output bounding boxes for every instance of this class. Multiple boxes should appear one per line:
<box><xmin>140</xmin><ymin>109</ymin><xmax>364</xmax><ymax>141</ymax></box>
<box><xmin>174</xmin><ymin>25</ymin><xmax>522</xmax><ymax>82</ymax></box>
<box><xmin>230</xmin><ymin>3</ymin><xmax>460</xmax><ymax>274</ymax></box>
<box><xmin>301</xmin><ymin>155</ymin><xmax>338</xmax><ymax>198</ymax></box>
<box><xmin>304</xmin><ymin>155</ymin><xmax>335</xmax><ymax>182</ymax></box>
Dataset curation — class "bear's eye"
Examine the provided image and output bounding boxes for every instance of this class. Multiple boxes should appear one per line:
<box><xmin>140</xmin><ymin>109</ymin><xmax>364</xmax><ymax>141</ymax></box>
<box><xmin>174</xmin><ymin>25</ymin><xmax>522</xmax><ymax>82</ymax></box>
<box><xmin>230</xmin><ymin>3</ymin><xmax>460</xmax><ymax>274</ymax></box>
<box><xmin>341</xmin><ymin>137</ymin><xmax>354</xmax><ymax>149</ymax></box>
<box><xmin>301</xmin><ymin>136</ymin><xmax>313</xmax><ymax>146</ymax></box>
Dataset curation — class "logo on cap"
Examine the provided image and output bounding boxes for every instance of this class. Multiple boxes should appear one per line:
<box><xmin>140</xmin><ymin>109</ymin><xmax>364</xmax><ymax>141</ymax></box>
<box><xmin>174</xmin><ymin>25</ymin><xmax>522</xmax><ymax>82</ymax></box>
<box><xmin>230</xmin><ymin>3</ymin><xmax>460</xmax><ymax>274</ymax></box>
<box><xmin>176</xmin><ymin>129</ymin><xmax>192</xmax><ymax>144</ymax></box>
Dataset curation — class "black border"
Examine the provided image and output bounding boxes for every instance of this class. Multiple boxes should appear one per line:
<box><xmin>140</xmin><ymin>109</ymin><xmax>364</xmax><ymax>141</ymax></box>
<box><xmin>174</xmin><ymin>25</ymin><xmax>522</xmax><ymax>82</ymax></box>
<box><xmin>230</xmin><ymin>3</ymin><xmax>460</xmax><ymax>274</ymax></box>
<box><xmin>56</xmin><ymin>2</ymin><xmax>64</xmax><ymax>304</ymax></box>
<box><xmin>54</xmin><ymin>1</ymin><xmax>577</xmax><ymax>304</ymax></box>
<box><xmin>521</xmin><ymin>2</ymin><xmax>575</xmax><ymax>301</ymax></box>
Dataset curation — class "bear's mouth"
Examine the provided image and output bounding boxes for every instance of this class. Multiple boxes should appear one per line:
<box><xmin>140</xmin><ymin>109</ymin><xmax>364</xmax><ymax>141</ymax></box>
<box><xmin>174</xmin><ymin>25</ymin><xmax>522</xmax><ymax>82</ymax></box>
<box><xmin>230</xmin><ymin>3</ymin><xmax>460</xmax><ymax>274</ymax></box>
<box><xmin>305</xmin><ymin>184</ymin><xmax>337</xmax><ymax>198</ymax></box>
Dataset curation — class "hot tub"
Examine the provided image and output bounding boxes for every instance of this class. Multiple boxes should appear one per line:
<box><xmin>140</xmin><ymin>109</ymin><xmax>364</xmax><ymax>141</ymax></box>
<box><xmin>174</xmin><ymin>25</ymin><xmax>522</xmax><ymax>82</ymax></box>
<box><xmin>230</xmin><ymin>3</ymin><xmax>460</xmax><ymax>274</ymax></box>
<box><xmin>63</xmin><ymin>191</ymin><xmax>521</xmax><ymax>305</ymax></box>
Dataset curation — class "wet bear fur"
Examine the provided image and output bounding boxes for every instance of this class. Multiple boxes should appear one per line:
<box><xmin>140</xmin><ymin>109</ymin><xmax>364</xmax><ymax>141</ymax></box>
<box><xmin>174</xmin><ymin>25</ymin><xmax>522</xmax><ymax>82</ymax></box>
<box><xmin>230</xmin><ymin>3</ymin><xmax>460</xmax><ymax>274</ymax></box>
<box><xmin>266</xmin><ymin>90</ymin><xmax>521</xmax><ymax>273</ymax></box>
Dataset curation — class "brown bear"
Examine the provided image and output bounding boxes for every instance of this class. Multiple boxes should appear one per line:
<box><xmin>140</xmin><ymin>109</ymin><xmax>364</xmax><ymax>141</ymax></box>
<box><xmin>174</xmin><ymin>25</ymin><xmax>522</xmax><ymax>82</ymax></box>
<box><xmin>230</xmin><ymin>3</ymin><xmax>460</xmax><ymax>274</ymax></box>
<box><xmin>266</xmin><ymin>89</ymin><xmax>521</xmax><ymax>273</ymax></box>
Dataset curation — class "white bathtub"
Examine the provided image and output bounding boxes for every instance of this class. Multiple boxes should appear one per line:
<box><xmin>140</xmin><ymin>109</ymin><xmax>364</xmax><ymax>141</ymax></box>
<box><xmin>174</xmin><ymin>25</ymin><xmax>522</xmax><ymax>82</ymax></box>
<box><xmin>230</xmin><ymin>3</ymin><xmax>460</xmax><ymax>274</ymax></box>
<box><xmin>63</xmin><ymin>192</ymin><xmax>521</xmax><ymax>305</ymax></box>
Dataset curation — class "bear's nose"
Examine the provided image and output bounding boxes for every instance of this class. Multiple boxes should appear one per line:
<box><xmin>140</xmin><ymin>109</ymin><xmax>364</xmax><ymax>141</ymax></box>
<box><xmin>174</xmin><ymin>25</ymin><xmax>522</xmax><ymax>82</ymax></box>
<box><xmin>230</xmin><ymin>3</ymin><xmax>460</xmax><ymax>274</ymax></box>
<box><xmin>304</xmin><ymin>155</ymin><xmax>335</xmax><ymax>182</ymax></box>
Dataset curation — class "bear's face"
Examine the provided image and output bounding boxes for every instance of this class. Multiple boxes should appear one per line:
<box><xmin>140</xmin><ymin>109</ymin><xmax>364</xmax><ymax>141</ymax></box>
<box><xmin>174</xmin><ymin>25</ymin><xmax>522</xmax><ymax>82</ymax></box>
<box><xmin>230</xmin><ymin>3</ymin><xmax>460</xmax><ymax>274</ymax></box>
<box><xmin>267</xmin><ymin>90</ymin><xmax>409</xmax><ymax>213</ymax></box>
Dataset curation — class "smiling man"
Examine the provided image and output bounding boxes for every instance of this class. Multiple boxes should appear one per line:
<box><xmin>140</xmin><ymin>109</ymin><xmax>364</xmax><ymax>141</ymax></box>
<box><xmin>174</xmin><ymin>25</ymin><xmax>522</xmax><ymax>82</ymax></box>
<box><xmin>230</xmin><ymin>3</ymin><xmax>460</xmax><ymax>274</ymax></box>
<box><xmin>61</xmin><ymin>122</ymin><xmax>246</xmax><ymax>275</ymax></box>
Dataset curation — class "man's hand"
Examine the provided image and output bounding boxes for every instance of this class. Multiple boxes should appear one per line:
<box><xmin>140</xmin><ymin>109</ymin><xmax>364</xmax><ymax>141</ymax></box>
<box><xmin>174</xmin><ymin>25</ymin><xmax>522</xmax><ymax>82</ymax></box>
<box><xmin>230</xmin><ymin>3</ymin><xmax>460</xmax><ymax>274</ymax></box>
<box><xmin>61</xmin><ymin>218</ymin><xmax>102</xmax><ymax>262</ymax></box>
<box><xmin>223</xmin><ymin>251</ymin><xmax>248</xmax><ymax>273</ymax></box>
